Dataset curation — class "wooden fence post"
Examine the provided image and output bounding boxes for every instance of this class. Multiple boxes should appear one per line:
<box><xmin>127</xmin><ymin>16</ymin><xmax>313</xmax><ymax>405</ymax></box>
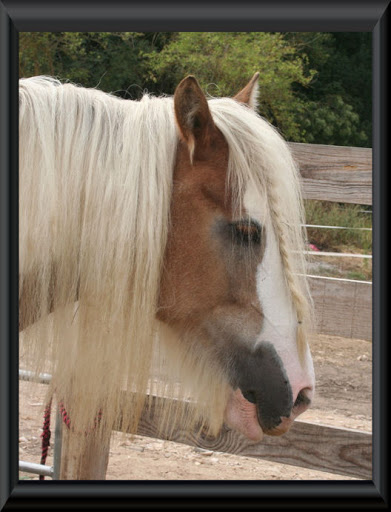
<box><xmin>59</xmin><ymin>428</ymin><xmax>111</xmax><ymax>480</ymax></box>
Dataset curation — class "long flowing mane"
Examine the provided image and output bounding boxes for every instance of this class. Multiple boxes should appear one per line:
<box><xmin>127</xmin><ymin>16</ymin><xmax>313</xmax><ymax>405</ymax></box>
<box><xmin>19</xmin><ymin>76</ymin><xmax>312</xmax><ymax>443</ymax></box>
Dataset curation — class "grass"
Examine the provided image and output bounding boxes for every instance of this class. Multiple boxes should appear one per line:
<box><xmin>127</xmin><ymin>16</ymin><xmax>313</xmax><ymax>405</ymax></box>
<box><xmin>304</xmin><ymin>200</ymin><xmax>372</xmax><ymax>253</ymax></box>
<box><xmin>303</xmin><ymin>201</ymin><xmax>372</xmax><ymax>281</ymax></box>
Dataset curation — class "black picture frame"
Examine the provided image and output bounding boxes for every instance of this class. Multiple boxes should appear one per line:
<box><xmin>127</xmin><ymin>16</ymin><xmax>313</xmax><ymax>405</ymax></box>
<box><xmin>0</xmin><ymin>1</ymin><xmax>388</xmax><ymax>510</ymax></box>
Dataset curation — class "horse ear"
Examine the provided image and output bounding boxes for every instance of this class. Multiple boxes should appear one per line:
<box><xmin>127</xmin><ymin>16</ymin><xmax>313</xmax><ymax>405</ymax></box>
<box><xmin>174</xmin><ymin>76</ymin><xmax>217</xmax><ymax>162</ymax></box>
<box><xmin>233</xmin><ymin>72</ymin><xmax>260</xmax><ymax>110</ymax></box>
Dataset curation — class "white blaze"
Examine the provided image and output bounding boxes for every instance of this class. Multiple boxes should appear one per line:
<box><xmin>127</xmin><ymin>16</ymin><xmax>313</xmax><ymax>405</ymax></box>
<box><xmin>244</xmin><ymin>186</ymin><xmax>315</xmax><ymax>395</ymax></box>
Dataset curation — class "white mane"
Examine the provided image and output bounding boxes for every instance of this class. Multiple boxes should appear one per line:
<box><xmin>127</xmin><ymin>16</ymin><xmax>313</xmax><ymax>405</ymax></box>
<box><xmin>19</xmin><ymin>76</ymin><xmax>311</xmax><ymax>442</ymax></box>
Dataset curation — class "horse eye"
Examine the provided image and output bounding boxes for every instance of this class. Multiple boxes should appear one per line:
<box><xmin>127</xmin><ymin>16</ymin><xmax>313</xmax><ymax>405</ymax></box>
<box><xmin>231</xmin><ymin>220</ymin><xmax>262</xmax><ymax>246</ymax></box>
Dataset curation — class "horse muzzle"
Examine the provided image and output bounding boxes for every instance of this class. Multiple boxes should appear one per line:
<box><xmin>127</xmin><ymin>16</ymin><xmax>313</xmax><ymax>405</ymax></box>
<box><xmin>224</xmin><ymin>342</ymin><xmax>313</xmax><ymax>440</ymax></box>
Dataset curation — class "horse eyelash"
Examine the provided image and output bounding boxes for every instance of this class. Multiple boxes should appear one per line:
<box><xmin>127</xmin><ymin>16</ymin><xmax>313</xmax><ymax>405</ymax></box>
<box><xmin>230</xmin><ymin>220</ymin><xmax>262</xmax><ymax>246</ymax></box>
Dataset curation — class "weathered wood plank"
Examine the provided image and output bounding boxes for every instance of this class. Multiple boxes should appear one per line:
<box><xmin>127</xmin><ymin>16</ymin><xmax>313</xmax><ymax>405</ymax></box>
<box><xmin>288</xmin><ymin>142</ymin><xmax>372</xmax><ymax>205</ymax></box>
<box><xmin>122</xmin><ymin>394</ymin><xmax>372</xmax><ymax>480</ymax></box>
<box><xmin>308</xmin><ymin>276</ymin><xmax>372</xmax><ymax>341</ymax></box>
<box><xmin>59</xmin><ymin>425</ymin><xmax>111</xmax><ymax>480</ymax></box>
<box><xmin>237</xmin><ymin>420</ymin><xmax>372</xmax><ymax>480</ymax></box>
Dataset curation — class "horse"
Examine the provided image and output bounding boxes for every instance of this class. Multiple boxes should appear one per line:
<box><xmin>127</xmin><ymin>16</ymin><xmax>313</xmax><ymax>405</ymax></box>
<box><xmin>19</xmin><ymin>73</ymin><xmax>315</xmax><ymax>479</ymax></box>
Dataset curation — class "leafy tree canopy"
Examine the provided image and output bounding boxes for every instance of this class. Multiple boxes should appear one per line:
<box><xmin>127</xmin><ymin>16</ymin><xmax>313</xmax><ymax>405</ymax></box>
<box><xmin>285</xmin><ymin>32</ymin><xmax>371</xmax><ymax>146</ymax></box>
<box><xmin>19</xmin><ymin>32</ymin><xmax>171</xmax><ymax>98</ymax></box>
<box><xmin>19</xmin><ymin>31</ymin><xmax>371</xmax><ymax>147</ymax></box>
<box><xmin>148</xmin><ymin>32</ymin><xmax>315</xmax><ymax>141</ymax></box>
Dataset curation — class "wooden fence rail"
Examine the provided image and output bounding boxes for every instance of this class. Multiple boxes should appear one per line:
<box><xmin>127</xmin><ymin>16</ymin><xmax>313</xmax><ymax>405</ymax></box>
<box><xmin>309</xmin><ymin>276</ymin><xmax>372</xmax><ymax>341</ymax></box>
<box><xmin>18</xmin><ymin>373</ymin><xmax>372</xmax><ymax>480</ymax></box>
<box><xmin>130</xmin><ymin>393</ymin><xmax>372</xmax><ymax>480</ymax></box>
<box><xmin>289</xmin><ymin>142</ymin><xmax>373</xmax><ymax>341</ymax></box>
<box><xmin>289</xmin><ymin>142</ymin><xmax>372</xmax><ymax>205</ymax></box>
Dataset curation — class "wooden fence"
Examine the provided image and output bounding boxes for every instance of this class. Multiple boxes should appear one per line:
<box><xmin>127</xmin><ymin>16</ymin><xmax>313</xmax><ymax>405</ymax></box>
<box><xmin>132</xmin><ymin>393</ymin><xmax>372</xmax><ymax>480</ymax></box>
<box><xmin>290</xmin><ymin>142</ymin><xmax>373</xmax><ymax>342</ymax></box>
<box><xmin>20</xmin><ymin>142</ymin><xmax>373</xmax><ymax>481</ymax></box>
<box><xmin>289</xmin><ymin>142</ymin><xmax>372</xmax><ymax>205</ymax></box>
<box><xmin>308</xmin><ymin>275</ymin><xmax>372</xmax><ymax>340</ymax></box>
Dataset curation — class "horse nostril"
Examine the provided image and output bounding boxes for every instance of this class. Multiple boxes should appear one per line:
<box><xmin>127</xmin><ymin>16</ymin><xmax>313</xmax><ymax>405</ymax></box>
<box><xmin>242</xmin><ymin>390</ymin><xmax>257</xmax><ymax>404</ymax></box>
<box><xmin>293</xmin><ymin>388</ymin><xmax>312</xmax><ymax>411</ymax></box>
<box><xmin>230</xmin><ymin>342</ymin><xmax>293</xmax><ymax>432</ymax></box>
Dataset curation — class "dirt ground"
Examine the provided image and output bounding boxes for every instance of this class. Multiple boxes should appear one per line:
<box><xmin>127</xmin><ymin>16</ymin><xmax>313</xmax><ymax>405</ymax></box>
<box><xmin>19</xmin><ymin>333</ymin><xmax>372</xmax><ymax>481</ymax></box>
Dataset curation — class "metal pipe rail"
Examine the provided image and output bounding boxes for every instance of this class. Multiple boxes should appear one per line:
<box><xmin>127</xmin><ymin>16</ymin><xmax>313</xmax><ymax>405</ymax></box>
<box><xmin>19</xmin><ymin>369</ymin><xmax>52</xmax><ymax>384</ymax></box>
<box><xmin>19</xmin><ymin>369</ymin><xmax>61</xmax><ymax>479</ymax></box>
<box><xmin>19</xmin><ymin>461</ymin><xmax>54</xmax><ymax>478</ymax></box>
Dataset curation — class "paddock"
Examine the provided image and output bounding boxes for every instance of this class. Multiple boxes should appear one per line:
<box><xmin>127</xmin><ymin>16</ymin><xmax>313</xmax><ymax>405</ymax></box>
<box><xmin>19</xmin><ymin>332</ymin><xmax>372</xmax><ymax>480</ymax></box>
<box><xmin>19</xmin><ymin>140</ymin><xmax>372</xmax><ymax>481</ymax></box>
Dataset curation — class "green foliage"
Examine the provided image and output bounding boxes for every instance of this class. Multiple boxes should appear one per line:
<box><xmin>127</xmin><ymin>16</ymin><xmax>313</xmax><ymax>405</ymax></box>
<box><xmin>304</xmin><ymin>200</ymin><xmax>372</xmax><ymax>253</ymax></box>
<box><xmin>148</xmin><ymin>32</ymin><xmax>315</xmax><ymax>141</ymax></box>
<box><xmin>304</xmin><ymin>200</ymin><xmax>372</xmax><ymax>280</ymax></box>
<box><xmin>19</xmin><ymin>32</ymin><xmax>58</xmax><ymax>76</ymax></box>
<box><xmin>346</xmin><ymin>270</ymin><xmax>368</xmax><ymax>281</ymax></box>
<box><xmin>19</xmin><ymin>31</ymin><xmax>372</xmax><ymax>146</ymax></box>
<box><xmin>297</xmin><ymin>94</ymin><xmax>367</xmax><ymax>146</ymax></box>
<box><xmin>285</xmin><ymin>32</ymin><xmax>372</xmax><ymax>147</ymax></box>
<box><xmin>19</xmin><ymin>32</ymin><xmax>172</xmax><ymax>99</ymax></box>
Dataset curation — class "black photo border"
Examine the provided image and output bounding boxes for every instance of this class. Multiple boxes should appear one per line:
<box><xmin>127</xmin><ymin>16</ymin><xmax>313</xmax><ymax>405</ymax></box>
<box><xmin>0</xmin><ymin>1</ymin><xmax>389</xmax><ymax>510</ymax></box>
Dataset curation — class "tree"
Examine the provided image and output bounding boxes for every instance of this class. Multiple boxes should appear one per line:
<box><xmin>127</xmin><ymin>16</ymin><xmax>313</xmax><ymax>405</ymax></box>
<box><xmin>19</xmin><ymin>32</ymin><xmax>371</xmax><ymax>146</ymax></box>
<box><xmin>148</xmin><ymin>32</ymin><xmax>316</xmax><ymax>141</ymax></box>
<box><xmin>19</xmin><ymin>32</ymin><xmax>172</xmax><ymax>99</ymax></box>
<box><xmin>285</xmin><ymin>32</ymin><xmax>371</xmax><ymax>147</ymax></box>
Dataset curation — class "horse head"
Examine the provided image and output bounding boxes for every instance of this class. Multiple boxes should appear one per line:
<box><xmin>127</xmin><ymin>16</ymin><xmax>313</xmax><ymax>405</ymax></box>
<box><xmin>157</xmin><ymin>75</ymin><xmax>315</xmax><ymax>441</ymax></box>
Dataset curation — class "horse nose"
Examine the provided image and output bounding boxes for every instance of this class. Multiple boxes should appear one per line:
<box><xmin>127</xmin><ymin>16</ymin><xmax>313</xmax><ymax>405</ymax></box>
<box><xmin>291</xmin><ymin>386</ymin><xmax>313</xmax><ymax>417</ymax></box>
<box><xmin>242</xmin><ymin>385</ymin><xmax>313</xmax><ymax>432</ymax></box>
<box><xmin>233</xmin><ymin>342</ymin><xmax>294</xmax><ymax>432</ymax></box>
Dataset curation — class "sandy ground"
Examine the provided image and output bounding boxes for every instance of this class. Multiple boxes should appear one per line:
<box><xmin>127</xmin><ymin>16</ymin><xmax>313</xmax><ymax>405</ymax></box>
<box><xmin>19</xmin><ymin>333</ymin><xmax>372</xmax><ymax>481</ymax></box>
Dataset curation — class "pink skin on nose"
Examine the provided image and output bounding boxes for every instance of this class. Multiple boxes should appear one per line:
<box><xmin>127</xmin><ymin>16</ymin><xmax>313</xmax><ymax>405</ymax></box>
<box><xmin>224</xmin><ymin>383</ymin><xmax>313</xmax><ymax>440</ymax></box>
<box><xmin>224</xmin><ymin>389</ymin><xmax>263</xmax><ymax>441</ymax></box>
